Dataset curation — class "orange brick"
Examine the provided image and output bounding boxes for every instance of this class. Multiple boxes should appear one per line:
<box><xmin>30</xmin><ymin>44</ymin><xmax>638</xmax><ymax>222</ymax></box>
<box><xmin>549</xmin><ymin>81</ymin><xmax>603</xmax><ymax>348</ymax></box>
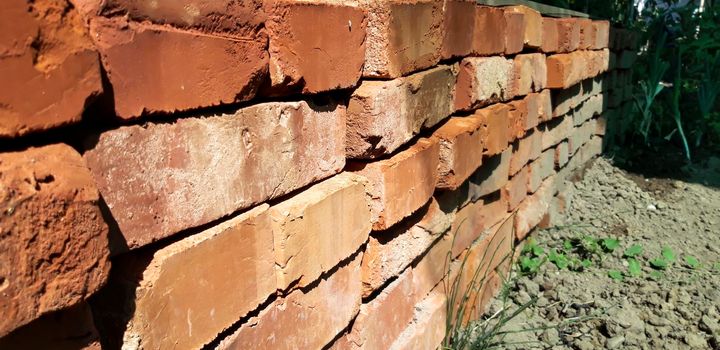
<box><xmin>524</xmin><ymin>93</ymin><xmax>542</xmax><ymax>130</ymax></box>
<box><xmin>219</xmin><ymin>254</ymin><xmax>362</xmax><ymax>350</ymax></box>
<box><xmin>441</xmin><ymin>0</ymin><xmax>476</xmax><ymax>59</ymax></box>
<box><xmin>362</xmin><ymin>199</ymin><xmax>451</xmax><ymax>297</ymax></box>
<box><xmin>538</xmin><ymin>89</ymin><xmax>554</xmax><ymax>122</ymax></box>
<box><xmin>469</xmin><ymin>148</ymin><xmax>511</xmax><ymax>200</ymax></box>
<box><xmin>515</xmin><ymin>175</ymin><xmax>555</xmax><ymax>239</ymax></box>
<box><xmin>503</xmin><ymin>166</ymin><xmax>529</xmax><ymax>210</ymax></box>
<box><xmin>510</xmin><ymin>129</ymin><xmax>541</xmax><ymax>176</ymax></box>
<box><xmin>503</xmin><ymin>10</ymin><xmax>526</xmax><ymax>54</ymax></box>
<box><xmin>360</xmin><ymin>0</ymin><xmax>442</xmax><ymax>78</ymax></box>
<box><xmin>0</xmin><ymin>144</ymin><xmax>109</xmax><ymax>337</ymax></box>
<box><xmin>411</xmin><ymin>233</ymin><xmax>453</xmax><ymax>298</ymax></box>
<box><xmin>508</xmin><ymin>99</ymin><xmax>529</xmax><ymax>141</ymax></box>
<box><xmin>511</xmin><ymin>53</ymin><xmax>548</xmax><ymax>97</ymax></box>
<box><xmin>556</xmin><ymin>18</ymin><xmax>581</xmax><ymax>53</ymax></box>
<box><xmin>455</xmin><ymin>56</ymin><xmax>514</xmax><ymax>111</ymax></box>
<box><xmin>434</xmin><ymin>115</ymin><xmax>487</xmax><ymax>190</ymax></box>
<box><xmin>264</xmin><ymin>1</ymin><xmax>366</xmax><ymax>93</ymax></box>
<box><xmin>350</xmin><ymin>138</ymin><xmax>440</xmax><ymax>230</ymax></box>
<box><xmin>84</xmin><ymin>100</ymin><xmax>346</xmax><ymax>249</ymax></box>
<box><xmin>389</xmin><ymin>290</ymin><xmax>447</xmax><ymax>350</ymax></box>
<box><xmin>270</xmin><ymin>173</ymin><xmax>372</xmax><ymax>289</ymax></box>
<box><xmin>541</xmin><ymin>17</ymin><xmax>559</xmax><ymax>53</ymax></box>
<box><xmin>108</xmin><ymin>205</ymin><xmax>276</xmax><ymax>350</ymax></box>
<box><xmin>473</xmin><ymin>6</ymin><xmax>507</xmax><ymax>55</ymax></box>
<box><xmin>591</xmin><ymin>20</ymin><xmax>610</xmax><ymax>49</ymax></box>
<box><xmin>546</xmin><ymin>52</ymin><xmax>586</xmax><ymax>89</ymax></box>
<box><xmin>347</xmin><ymin>65</ymin><xmax>456</xmax><ymax>159</ymax></box>
<box><xmin>555</xmin><ymin>141</ymin><xmax>570</xmax><ymax>168</ymax></box>
<box><xmin>451</xmin><ymin>193</ymin><xmax>509</xmax><ymax>256</ymax></box>
<box><xmin>528</xmin><ymin>148</ymin><xmax>555</xmax><ymax>193</ymax></box>
<box><xmin>504</xmin><ymin>6</ymin><xmax>543</xmax><ymax>48</ymax></box>
<box><xmin>577</xmin><ymin>18</ymin><xmax>595</xmax><ymax>50</ymax></box>
<box><xmin>475</xmin><ymin>104</ymin><xmax>512</xmax><ymax>156</ymax></box>
<box><xmin>0</xmin><ymin>302</ymin><xmax>100</xmax><ymax>349</ymax></box>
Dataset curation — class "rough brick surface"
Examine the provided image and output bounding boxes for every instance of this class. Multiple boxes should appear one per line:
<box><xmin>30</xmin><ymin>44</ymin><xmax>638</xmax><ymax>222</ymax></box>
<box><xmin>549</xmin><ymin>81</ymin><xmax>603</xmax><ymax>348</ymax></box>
<box><xmin>84</xmin><ymin>100</ymin><xmax>345</xmax><ymax>250</ymax></box>
<box><xmin>264</xmin><ymin>1</ymin><xmax>367</xmax><ymax>93</ymax></box>
<box><xmin>541</xmin><ymin>115</ymin><xmax>573</xmax><ymax>150</ymax></box>
<box><xmin>555</xmin><ymin>141</ymin><xmax>570</xmax><ymax>168</ymax></box>
<box><xmin>451</xmin><ymin>193</ymin><xmax>509</xmax><ymax>256</ymax></box>
<box><xmin>434</xmin><ymin>114</ymin><xmax>487</xmax><ymax>190</ymax></box>
<box><xmin>538</xmin><ymin>89</ymin><xmax>554</xmax><ymax>122</ymax></box>
<box><xmin>504</xmin><ymin>166</ymin><xmax>529</xmax><ymax>210</ymax></box>
<box><xmin>441</xmin><ymin>0</ymin><xmax>475</xmax><ymax>59</ymax></box>
<box><xmin>473</xmin><ymin>6</ymin><xmax>507</xmax><ymax>55</ymax></box>
<box><xmin>504</xmin><ymin>6</ymin><xmax>543</xmax><ymax>48</ymax></box>
<box><xmin>442</xmin><ymin>3</ymin><xmax>507</xmax><ymax>58</ymax></box>
<box><xmin>508</xmin><ymin>99</ymin><xmax>529</xmax><ymax>140</ymax></box>
<box><xmin>389</xmin><ymin>291</ymin><xmax>447</xmax><ymax>350</ymax></box>
<box><xmin>109</xmin><ymin>205</ymin><xmax>275</xmax><ymax>350</ymax></box>
<box><xmin>510</xmin><ymin>129</ymin><xmax>541</xmax><ymax>176</ymax></box>
<box><xmin>516</xmin><ymin>175</ymin><xmax>555</xmax><ymax>239</ymax></box>
<box><xmin>219</xmin><ymin>253</ymin><xmax>362</xmax><ymax>350</ymax></box>
<box><xmin>577</xmin><ymin>19</ymin><xmax>594</xmax><ymax>50</ymax></box>
<box><xmin>469</xmin><ymin>148</ymin><xmax>511</xmax><ymax>201</ymax></box>
<box><xmin>0</xmin><ymin>302</ymin><xmax>100</xmax><ymax>350</ymax></box>
<box><xmin>556</xmin><ymin>18</ymin><xmax>581</xmax><ymax>53</ymax></box>
<box><xmin>90</xmin><ymin>16</ymin><xmax>267</xmax><ymax>119</ymax></box>
<box><xmin>271</xmin><ymin>173</ymin><xmax>372</xmax><ymax>290</ymax></box>
<box><xmin>359</xmin><ymin>0</ymin><xmax>443</xmax><ymax>78</ymax></box>
<box><xmin>455</xmin><ymin>56</ymin><xmax>514</xmax><ymax>111</ymax></box>
<box><xmin>541</xmin><ymin>17</ymin><xmax>560</xmax><ymax>53</ymax></box>
<box><xmin>504</xmin><ymin>10</ymin><xmax>526</xmax><ymax>54</ymax></box>
<box><xmin>350</xmin><ymin>138</ymin><xmax>440</xmax><ymax>231</ymax></box>
<box><xmin>591</xmin><ymin>20</ymin><xmax>610</xmax><ymax>49</ymax></box>
<box><xmin>347</xmin><ymin>65</ymin><xmax>456</xmax><ymax>159</ymax></box>
<box><xmin>475</xmin><ymin>104</ymin><xmax>512</xmax><ymax>156</ymax></box>
<box><xmin>362</xmin><ymin>199</ymin><xmax>451</xmax><ymax>297</ymax></box>
<box><xmin>528</xmin><ymin>148</ymin><xmax>555</xmax><ymax>193</ymax></box>
<box><xmin>0</xmin><ymin>0</ymin><xmax>102</xmax><ymax>137</ymax></box>
<box><xmin>511</xmin><ymin>53</ymin><xmax>548</xmax><ymax>97</ymax></box>
<box><xmin>0</xmin><ymin>144</ymin><xmax>109</xmax><ymax>337</ymax></box>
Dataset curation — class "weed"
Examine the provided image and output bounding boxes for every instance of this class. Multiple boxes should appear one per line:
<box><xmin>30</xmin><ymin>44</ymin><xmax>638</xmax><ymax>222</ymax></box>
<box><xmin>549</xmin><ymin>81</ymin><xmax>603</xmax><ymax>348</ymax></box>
<box><xmin>608</xmin><ymin>270</ymin><xmax>624</xmax><ymax>281</ymax></box>
<box><xmin>684</xmin><ymin>256</ymin><xmax>700</xmax><ymax>269</ymax></box>
<box><xmin>623</xmin><ymin>244</ymin><xmax>644</xmax><ymax>258</ymax></box>
<box><xmin>601</xmin><ymin>238</ymin><xmax>620</xmax><ymax>252</ymax></box>
<box><xmin>627</xmin><ymin>258</ymin><xmax>642</xmax><ymax>277</ymax></box>
<box><xmin>650</xmin><ymin>258</ymin><xmax>669</xmax><ymax>270</ymax></box>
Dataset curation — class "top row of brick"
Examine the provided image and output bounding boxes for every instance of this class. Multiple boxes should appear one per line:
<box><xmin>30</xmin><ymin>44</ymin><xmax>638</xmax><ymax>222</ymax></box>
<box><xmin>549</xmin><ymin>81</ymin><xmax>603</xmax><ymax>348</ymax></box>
<box><xmin>2</xmin><ymin>0</ymin><xmax>614</xmax><ymax>134</ymax></box>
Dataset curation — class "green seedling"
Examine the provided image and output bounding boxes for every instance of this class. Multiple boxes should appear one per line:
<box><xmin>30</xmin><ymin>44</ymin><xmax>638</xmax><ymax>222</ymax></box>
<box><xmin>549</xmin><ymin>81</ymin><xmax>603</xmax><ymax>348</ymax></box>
<box><xmin>519</xmin><ymin>256</ymin><xmax>544</xmax><ymax>275</ymax></box>
<box><xmin>684</xmin><ymin>256</ymin><xmax>700</xmax><ymax>269</ymax></box>
<box><xmin>548</xmin><ymin>249</ymin><xmax>569</xmax><ymax>270</ymax></box>
<box><xmin>661</xmin><ymin>246</ymin><xmax>676</xmax><ymax>262</ymax></box>
<box><xmin>601</xmin><ymin>238</ymin><xmax>620</xmax><ymax>252</ymax></box>
<box><xmin>563</xmin><ymin>240</ymin><xmax>573</xmax><ymax>251</ymax></box>
<box><xmin>624</xmin><ymin>244</ymin><xmax>643</xmax><ymax>258</ymax></box>
<box><xmin>581</xmin><ymin>259</ymin><xmax>592</xmax><ymax>269</ymax></box>
<box><xmin>608</xmin><ymin>270</ymin><xmax>624</xmax><ymax>281</ymax></box>
<box><xmin>627</xmin><ymin>258</ymin><xmax>642</xmax><ymax>277</ymax></box>
<box><xmin>650</xmin><ymin>270</ymin><xmax>664</xmax><ymax>280</ymax></box>
<box><xmin>650</xmin><ymin>258</ymin><xmax>669</xmax><ymax>270</ymax></box>
<box><xmin>523</xmin><ymin>238</ymin><xmax>544</xmax><ymax>257</ymax></box>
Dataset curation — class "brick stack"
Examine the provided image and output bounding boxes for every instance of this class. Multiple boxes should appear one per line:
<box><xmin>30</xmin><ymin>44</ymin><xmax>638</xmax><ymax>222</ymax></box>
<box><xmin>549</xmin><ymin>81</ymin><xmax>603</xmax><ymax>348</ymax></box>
<box><xmin>0</xmin><ymin>0</ymin><xmax>636</xmax><ymax>349</ymax></box>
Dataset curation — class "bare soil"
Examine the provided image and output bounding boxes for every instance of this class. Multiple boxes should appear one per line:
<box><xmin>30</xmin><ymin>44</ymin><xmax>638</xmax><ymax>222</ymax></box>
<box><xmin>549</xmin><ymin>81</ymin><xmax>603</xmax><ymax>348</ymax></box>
<box><xmin>489</xmin><ymin>156</ymin><xmax>720</xmax><ymax>349</ymax></box>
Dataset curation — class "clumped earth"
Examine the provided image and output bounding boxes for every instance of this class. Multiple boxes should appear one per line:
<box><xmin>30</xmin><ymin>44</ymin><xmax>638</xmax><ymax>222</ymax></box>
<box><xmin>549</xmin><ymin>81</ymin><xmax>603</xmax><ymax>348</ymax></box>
<box><xmin>489</xmin><ymin>156</ymin><xmax>720</xmax><ymax>350</ymax></box>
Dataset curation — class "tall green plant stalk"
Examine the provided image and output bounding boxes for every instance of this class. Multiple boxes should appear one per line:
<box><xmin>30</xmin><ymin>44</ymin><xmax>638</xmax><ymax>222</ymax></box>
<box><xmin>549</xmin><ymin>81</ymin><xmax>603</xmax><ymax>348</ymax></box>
<box><xmin>671</xmin><ymin>47</ymin><xmax>692</xmax><ymax>162</ymax></box>
<box><xmin>634</xmin><ymin>33</ymin><xmax>670</xmax><ymax>144</ymax></box>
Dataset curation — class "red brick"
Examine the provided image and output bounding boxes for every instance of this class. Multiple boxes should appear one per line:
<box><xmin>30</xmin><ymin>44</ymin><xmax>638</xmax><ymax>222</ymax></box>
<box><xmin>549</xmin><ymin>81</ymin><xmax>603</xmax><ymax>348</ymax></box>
<box><xmin>556</xmin><ymin>18</ymin><xmax>581</xmax><ymax>53</ymax></box>
<box><xmin>475</xmin><ymin>104</ymin><xmax>512</xmax><ymax>156</ymax></box>
<box><xmin>434</xmin><ymin>114</ymin><xmax>487</xmax><ymax>190</ymax></box>
<box><xmin>362</xmin><ymin>199</ymin><xmax>451</xmax><ymax>297</ymax></box>
<box><xmin>360</xmin><ymin>0</ymin><xmax>442</xmax><ymax>78</ymax></box>
<box><xmin>555</xmin><ymin>141</ymin><xmax>570</xmax><ymax>168</ymax></box>
<box><xmin>455</xmin><ymin>57</ymin><xmax>514</xmax><ymax>111</ymax></box>
<box><xmin>503</xmin><ymin>166</ymin><xmax>529</xmax><ymax>210</ymax></box>
<box><xmin>411</xmin><ymin>233</ymin><xmax>453</xmax><ymax>298</ymax></box>
<box><xmin>441</xmin><ymin>0</ymin><xmax>476</xmax><ymax>59</ymax></box>
<box><xmin>546</xmin><ymin>51</ymin><xmax>586</xmax><ymax>89</ymax></box>
<box><xmin>591</xmin><ymin>20</ymin><xmax>610</xmax><ymax>49</ymax></box>
<box><xmin>577</xmin><ymin>19</ymin><xmax>594</xmax><ymax>49</ymax></box>
<box><xmin>451</xmin><ymin>193</ymin><xmax>509</xmax><ymax>256</ymax></box>
<box><xmin>504</xmin><ymin>10</ymin><xmax>526</xmax><ymax>54</ymax></box>
<box><xmin>473</xmin><ymin>6</ymin><xmax>507</xmax><ymax>55</ymax></box>
<box><xmin>0</xmin><ymin>302</ymin><xmax>100</xmax><ymax>350</ymax></box>
<box><xmin>541</xmin><ymin>17</ymin><xmax>559</xmax><ymax>53</ymax></box>
<box><xmin>552</xmin><ymin>82</ymin><xmax>583</xmax><ymax>117</ymax></box>
<box><xmin>523</xmin><ymin>93</ymin><xmax>542</xmax><ymax>130</ymax></box>
<box><xmin>90</xmin><ymin>17</ymin><xmax>267</xmax><ymax>119</ymax></box>
<box><xmin>0</xmin><ymin>144</ymin><xmax>109</xmax><ymax>337</ymax></box>
<box><xmin>504</xmin><ymin>6</ymin><xmax>543</xmax><ymax>48</ymax></box>
<box><xmin>389</xmin><ymin>290</ymin><xmax>447</xmax><ymax>350</ymax></box>
<box><xmin>349</xmin><ymin>138</ymin><xmax>440</xmax><ymax>231</ymax></box>
<box><xmin>510</xmin><ymin>129</ymin><xmax>541</xmax><ymax>176</ymax></box>
<box><xmin>347</xmin><ymin>65</ymin><xmax>456</xmax><ymax>159</ymax></box>
<box><xmin>538</xmin><ymin>89</ymin><xmax>554</xmax><ymax>122</ymax></box>
<box><xmin>219</xmin><ymin>253</ymin><xmax>362</xmax><ymax>350</ymax></box>
<box><xmin>515</xmin><ymin>175</ymin><xmax>555</xmax><ymax>239</ymax></box>
<box><xmin>0</xmin><ymin>0</ymin><xmax>102</xmax><ymax>137</ymax></box>
<box><xmin>587</xmin><ymin>49</ymin><xmax>611</xmax><ymax>77</ymax></box>
<box><xmin>469</xmin><ymin>148</ymin><xmax>511</xmax><ymax>200</ymax></box>
<box><xmin>271</xmin><ymin>173</ymin><xmax>372</xmax><ymax>290</ymax></box>
<box><xmin>84</xmin><ymin>100</ymin><xmax>345</xmax><ymax>250</ymax></box>
<box><xmin>264</xmin><ymin>1</ymin><xmax>367</xmax><ymax>93</ymax></box>
<box><xmin>528</xmin><ymin>148</ymin><xmax>555</xmax><ymax>193</ymax></box>
<box><xmin>508</xmin><ymin>99</ymin><xmax>529</xmax><ymax>141</ymax></box>
<box><xmin>511</xmin><ymin>53</ymin><xmax>547</xmax><ymax>97</ymax></box>
<box><xmin>108</xmin><ymin>205</ymin><xmax>275</xmax><ymax>350</ymax></box>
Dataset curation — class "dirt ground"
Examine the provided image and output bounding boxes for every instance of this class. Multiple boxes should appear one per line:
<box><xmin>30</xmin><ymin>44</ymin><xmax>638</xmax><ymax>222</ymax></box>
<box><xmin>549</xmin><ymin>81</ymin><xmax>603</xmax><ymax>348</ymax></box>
<box><xmin>489</xmin><ymin>156</ymin><xmax>720</xmax><ymax>349</ymax></box>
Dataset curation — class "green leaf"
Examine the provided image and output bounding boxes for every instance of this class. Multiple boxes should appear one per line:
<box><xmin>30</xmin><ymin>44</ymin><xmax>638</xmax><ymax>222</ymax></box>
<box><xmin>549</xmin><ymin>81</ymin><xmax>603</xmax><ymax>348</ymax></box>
<box><xmin>532</xmin><ymin>245</ymin><xmax>545</xmax><ymax>257</ymax></box>
<box><xmin>548</xmin><ymin>249</ymin><xmax>569</xmax><ymax>270</ymax></box>
<box><xmin>628</xmin><ymin>258</ymin><xmax>642</xmax><ymax>277</ymax></box>
<box><xmin>608</xmin><ymin>270</ymin><xmax>624</xmax><ymax>281</ymax></box>
<box><xmin>581</xmin><ymin>259</ymin><xmax>592</xmax><ymax>268</ymax></box>
<box><xmin>661</xmin><ymin>246</ymin><xmax>676</xmax><ymax>262</ymax></box>
<box><xmin>624</xmin><ymin>244</ymin><xmax>643</xmax><ymax>258</ymax></box>
<box><xmin>602</xmin><ymin>238</ymin><xmax>620</xmax><ymax>252</ymax></box>
<box><xmin>563</xmin><ymin>240</ymin><xmax>573</xmax><ymax>251</ymax></box>
<box><xmin>650</xmin><ymin>271</ymin><xmax>664</xmax><ymax>280</ymax></box>
<box><xmin>684</xmin><ymin>256</ymin><xmax>700</xmax><ymax>269</ymax></box>
<box><xmin>650</xmin><ymin>258</ymin><xmax>668</xmax><ymax>270</ymax></box>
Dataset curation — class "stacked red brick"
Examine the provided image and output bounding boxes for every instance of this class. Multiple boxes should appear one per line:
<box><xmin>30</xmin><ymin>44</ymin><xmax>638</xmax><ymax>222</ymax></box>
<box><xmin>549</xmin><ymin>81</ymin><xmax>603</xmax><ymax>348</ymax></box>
<box><xmin>0</xmin><ymin>0</ymin><xmax>636</xmax><ymax>348</ymax></box>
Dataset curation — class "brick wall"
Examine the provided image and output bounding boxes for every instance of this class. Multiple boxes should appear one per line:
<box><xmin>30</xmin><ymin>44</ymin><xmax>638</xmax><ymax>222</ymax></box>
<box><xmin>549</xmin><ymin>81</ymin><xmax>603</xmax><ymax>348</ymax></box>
<box><xmin>0</xmin><ymin>0</ymin><xmax>637</xmax><ymax>349</ymax></box>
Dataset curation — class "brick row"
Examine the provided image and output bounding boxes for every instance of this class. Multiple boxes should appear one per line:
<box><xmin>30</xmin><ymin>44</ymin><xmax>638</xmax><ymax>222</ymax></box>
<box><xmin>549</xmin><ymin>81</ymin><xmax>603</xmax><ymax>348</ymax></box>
<box><xmin>546</xmin><ymin>50</ymin><xmax>610</xmax><ymax>89</ymax></box>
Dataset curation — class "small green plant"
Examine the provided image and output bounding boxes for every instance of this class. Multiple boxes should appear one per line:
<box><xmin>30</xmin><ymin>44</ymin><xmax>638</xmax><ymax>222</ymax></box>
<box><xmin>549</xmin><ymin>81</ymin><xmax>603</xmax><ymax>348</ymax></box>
<box><xmin>608</xmin><ymin>270</ymin><xmax>624</xmax><ymax>281</ymax></box>
<box><xmin>601</xmin><ymin>238</ymin><xmax>621</xmax><ymax>252</ymax></box>
<box><xmin>519</xmin><ymin>256</ymin><xmax>545</xmax><ymax>275</ymax></box>
<box><xmin>523</xmin><ymin>238</ymin><xmax>545</xmax><ymax>257</ymax></box>
<box><xmin>661</xmin><ymin>246</ymin><xmax>676</xmax><ymax>262</ymax></box>
<box><xmin>684</xmin><ymin>256</ymin><xmax>700</xmax><ymax>269</ymax></box>
<box><xmin>627</xmin><ymin>258</ymin><xmax>642</xmax><ymax>277</ymax></box>
<box><xmin>624</xmin><ymin>244</ymin><xmax>643</xmax><ymax>258</ymax></box>
<box><xmin>650</xmin><ymin>258</ymin><xmax>669</xmax><ymax>270</ymax></box>
<box><xmin>548</xmin><ymin>249</ymin><xmax>569</xmax><ymax>270</ymax></box>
